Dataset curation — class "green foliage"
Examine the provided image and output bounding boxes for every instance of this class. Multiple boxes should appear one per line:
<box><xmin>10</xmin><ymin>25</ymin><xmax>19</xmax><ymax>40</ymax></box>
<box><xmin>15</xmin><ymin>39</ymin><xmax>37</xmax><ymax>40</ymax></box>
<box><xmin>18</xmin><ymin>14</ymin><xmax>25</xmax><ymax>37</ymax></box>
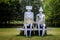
<box><xmin>0</xmin><ymin>0</ymin><xmax>42</xmax><ymax>24</ymax></box>
<box><xmin>0</xmin><ymin>0</ymin><xmax>22</xmax><ymax>24</ymax></box>
<box><xmin>43</xmin><ymin>0</ymin><xmax>60</xmax><ymax>26</ymax></box>
<box><xmin>0</xmin><ymin>0</ymin><xmax>60</xmax><ymax>27</ymax></box>
<box><xmin>9</xmin><ymin>0</ymin><xmax>21</xmax><ymax>20</ymax></box>
<box><xmin>0</xmin><ymin>2</ymin><xmax>11</xmax><ymax>24</ymax></box>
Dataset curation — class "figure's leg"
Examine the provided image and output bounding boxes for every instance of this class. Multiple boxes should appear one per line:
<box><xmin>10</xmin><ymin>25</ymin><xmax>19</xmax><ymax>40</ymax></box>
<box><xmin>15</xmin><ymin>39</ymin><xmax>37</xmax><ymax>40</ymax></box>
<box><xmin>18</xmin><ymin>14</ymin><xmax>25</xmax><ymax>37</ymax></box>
<box><xmin>38</xmin><ymin>24</ymin><xmax>40</xmax><ymax>36</ymax></box>
<box><xmin>29</xmin><ymin>24</ymin><xmax>32</xmax><ymax>37</ymax></box>
<box><xmin>42</xmin><ymin>24</ymin><xmax>45</xmax><ymax>36</ymax></box>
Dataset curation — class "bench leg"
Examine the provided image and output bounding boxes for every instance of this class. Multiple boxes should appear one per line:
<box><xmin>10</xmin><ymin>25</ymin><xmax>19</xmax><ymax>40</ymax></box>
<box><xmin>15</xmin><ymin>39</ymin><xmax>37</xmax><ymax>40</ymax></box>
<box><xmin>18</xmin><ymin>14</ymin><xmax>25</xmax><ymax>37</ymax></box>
<box><xmin>24</xmin><ymin>30</ymin><xmax>25</xmax><ymax>35</ymax></box>
<box><xmin>25</xmin><ymin>28</ymin><xmax>27</xmax><ymax>37</ymax></box>
<box><xmin>23</xmin><ymin>27</ymin><xmax>25</xmax><ymax>35</ymax></box>
<box><xmin>29</xmin><ymin>24</ymin><xmax>32</xmax><ymax>37</ymax></box>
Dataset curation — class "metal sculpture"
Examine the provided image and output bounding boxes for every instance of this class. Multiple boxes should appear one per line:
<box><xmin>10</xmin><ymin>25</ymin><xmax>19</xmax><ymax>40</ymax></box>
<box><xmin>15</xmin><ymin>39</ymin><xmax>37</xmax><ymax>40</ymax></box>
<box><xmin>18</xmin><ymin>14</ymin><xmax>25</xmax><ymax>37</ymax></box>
<box><xmin>36</xmin><ymin>6</ymin><xmax>46</xmax><ymax>36</ymax></box>
<box><xmin>24</xmin><ymin>6</ymin><xmax>34</xmax><ymax>37</ymax></box>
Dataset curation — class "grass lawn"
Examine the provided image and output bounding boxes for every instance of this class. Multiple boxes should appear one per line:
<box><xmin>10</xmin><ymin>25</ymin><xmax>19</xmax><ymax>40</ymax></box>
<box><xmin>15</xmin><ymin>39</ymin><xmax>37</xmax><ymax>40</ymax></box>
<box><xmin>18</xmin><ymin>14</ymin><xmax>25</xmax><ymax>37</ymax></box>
<box><xmin>0</xmin><ymin>27</ymin><xmax>60</xmax><ymax>40</ymax></box>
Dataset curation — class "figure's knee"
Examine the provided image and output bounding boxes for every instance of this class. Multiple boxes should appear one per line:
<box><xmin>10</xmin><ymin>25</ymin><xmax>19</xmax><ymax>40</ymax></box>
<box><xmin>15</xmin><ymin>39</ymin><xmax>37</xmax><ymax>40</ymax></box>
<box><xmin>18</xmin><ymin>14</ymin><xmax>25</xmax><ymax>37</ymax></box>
<box><xmin>43</xmin><ymin>24</ymin><xmax>46</xmax><ymax>27</ymax></box>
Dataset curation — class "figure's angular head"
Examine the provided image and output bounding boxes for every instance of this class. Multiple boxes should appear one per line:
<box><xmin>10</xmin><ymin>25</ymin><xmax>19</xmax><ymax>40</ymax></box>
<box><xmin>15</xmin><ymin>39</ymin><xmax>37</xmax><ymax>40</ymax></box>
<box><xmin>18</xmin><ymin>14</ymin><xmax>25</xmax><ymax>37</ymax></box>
<box><xmin>39</xmin><ymin>6</ymin><xmax>43</xmax><ymax>12</ymax></box>
<box><xmin>26</xmin><ymin>6</ymin><xmax>32</xmax><ymax>10</ymax></box>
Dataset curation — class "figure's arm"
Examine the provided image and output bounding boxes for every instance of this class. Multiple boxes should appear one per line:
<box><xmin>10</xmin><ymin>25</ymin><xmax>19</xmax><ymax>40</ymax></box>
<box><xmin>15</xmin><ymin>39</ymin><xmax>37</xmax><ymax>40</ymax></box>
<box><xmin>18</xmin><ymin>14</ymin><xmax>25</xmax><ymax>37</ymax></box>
<box><xmin>24</xmin><ymin>12</ymin><xmax>26</xmax><ymax>26</ymax></box>
<box><xmin>43</xmin><ymin>15</ymin><xmax>46</xmax><ymax>27</ymax></box>
<box><xmin>43</xmin><ymin>15</ymin><xmax>45</xmax><ymax>24</ymax></box>
<box><xmin>32</xmin><ymin>13</ymin><xmax>34</xmax><ymax>24</ymax></box>
<box><xmin>30</xmin><ymin>12</ymin><xmax>34</xmax><ymax>24</ymax></box>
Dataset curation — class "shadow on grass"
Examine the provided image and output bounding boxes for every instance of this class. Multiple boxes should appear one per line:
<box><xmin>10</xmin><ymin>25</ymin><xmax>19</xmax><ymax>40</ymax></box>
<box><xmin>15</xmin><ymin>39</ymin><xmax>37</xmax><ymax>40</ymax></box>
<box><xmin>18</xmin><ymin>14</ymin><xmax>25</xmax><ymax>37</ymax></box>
<box><xmin>16</xmin><ymin>31</ymin><xmax>25</xmax><ymax>37</ymax></box>
<box><xmin>16</xmin><ymin>34</ymin><xmax>53</xmax><ymax>38</ymax></box>
<box><xmin>16</xmin><ymin>31</ymin><xmax>53</xmax><ymax>37</ymax></box>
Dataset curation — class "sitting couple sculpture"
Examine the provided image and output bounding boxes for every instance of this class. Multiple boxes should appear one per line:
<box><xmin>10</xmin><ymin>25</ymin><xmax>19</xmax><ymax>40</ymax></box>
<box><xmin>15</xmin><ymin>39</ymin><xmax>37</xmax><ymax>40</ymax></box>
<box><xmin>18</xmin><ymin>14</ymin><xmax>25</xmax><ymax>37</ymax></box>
<box><xmin>24</xmin><ymin>6</ymin><xmax>46</xmax><ymax>37</ymax></box>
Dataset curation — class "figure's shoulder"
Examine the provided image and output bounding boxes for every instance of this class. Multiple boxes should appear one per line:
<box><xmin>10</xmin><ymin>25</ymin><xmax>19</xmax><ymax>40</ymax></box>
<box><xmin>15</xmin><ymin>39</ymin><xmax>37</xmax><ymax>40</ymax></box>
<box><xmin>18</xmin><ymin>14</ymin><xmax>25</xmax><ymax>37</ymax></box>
<box><xmin>24</xmin><ymin>12</ymin><xmax>27</xmax><ymax>13</ymax></box>
<box><xmin>37</xmin><ymin>13</ymin><xmax>40</xmax><ymax>16</ymax></box>
<box><xmin>25</xmin><ymin>12</ymin><xmax>33</xmax><ymax>13</ymax></box>
<box><xmin>25</xmin><ymin>12</ymin><xmax>29</xmax><ymax>14</ymax></box>
<box><xmin>30</xmin><ymin>12</ymin><xmax>34</xmax><ymax>14</ymax></box>
<box><xmin>42</xmin><ymin>14</ymin><xmax>45</xmax><ymax>16</ymax></box>
<box><xmin>30</xmin><ymin>12</ymin><xmax>34</xmax><ymax>15</ymax></box>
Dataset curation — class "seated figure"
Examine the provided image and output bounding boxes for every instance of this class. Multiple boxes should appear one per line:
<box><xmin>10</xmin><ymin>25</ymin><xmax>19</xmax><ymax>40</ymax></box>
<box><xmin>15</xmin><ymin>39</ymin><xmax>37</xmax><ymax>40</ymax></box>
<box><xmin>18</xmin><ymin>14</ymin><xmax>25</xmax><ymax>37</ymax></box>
<box><xmin>24</xmin><ymin>6</ymin><xmax>34</xmax><ymax>37</ymax></box>
<box><xmin>36</xmin><ymin>6</ymin><xmax>46</xmax><ymax>36</ymax></box>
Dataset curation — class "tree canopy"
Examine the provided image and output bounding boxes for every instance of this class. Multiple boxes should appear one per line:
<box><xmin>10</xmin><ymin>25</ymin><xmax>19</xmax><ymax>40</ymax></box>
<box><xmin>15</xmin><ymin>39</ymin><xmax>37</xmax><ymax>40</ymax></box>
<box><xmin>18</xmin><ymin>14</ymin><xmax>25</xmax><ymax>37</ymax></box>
<box><xmin>43</xmin><ymin>0</ymin><xmax>60</xmax><ymax>26</ymax></box>
<box><xmin>0</xmin><ymin>0</ymin><xmax>60</xmax><ymax>27</ymax></box>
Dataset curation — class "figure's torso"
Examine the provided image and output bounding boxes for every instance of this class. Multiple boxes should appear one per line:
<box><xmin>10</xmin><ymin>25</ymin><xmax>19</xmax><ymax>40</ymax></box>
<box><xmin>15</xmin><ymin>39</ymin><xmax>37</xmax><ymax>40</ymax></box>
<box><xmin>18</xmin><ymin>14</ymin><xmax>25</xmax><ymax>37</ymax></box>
<box><xmin>37</xmin><ymin>13</ymin><xmax>45</xmax><ymax>24</ymax></box>
<box><xmin>24</xmin><ymin>12</ymin><xmax>34</xmax><ymax>25</ymax></box>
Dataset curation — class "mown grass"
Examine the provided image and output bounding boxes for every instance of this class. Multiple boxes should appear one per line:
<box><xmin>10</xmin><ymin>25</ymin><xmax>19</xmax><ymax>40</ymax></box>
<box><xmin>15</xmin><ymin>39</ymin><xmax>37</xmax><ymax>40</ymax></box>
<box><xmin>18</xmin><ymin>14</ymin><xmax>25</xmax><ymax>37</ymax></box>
<box><xmin>0</xmin><ymin>27</ymin><xmax>60</xmax><ymax>40</ymax></box>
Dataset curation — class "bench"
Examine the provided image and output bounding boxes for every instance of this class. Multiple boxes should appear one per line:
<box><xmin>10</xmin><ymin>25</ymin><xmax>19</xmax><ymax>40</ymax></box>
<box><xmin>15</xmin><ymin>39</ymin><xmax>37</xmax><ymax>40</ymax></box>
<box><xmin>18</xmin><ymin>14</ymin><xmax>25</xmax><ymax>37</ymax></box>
<box><xmin>17</xmin><ymin>27</ymin><xmax>51</xmax><ymax>37</ymax></box>
<box><xmin>17</xmin><ymin>27</ymin><xmax>51</xmax><ymax>31</ymax></box>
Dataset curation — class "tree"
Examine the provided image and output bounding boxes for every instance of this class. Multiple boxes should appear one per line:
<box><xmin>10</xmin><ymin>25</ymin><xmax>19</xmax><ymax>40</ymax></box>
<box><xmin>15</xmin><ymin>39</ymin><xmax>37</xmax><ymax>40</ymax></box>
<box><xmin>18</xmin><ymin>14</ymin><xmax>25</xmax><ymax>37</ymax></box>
<box><xmin>0</xmin><ymin>2</ymin><xmax>11</xmax><ymax>24</ymax></box>
<box><xmin>43</xmin><ymin>0</ymin><xmax>60</xmax><ymax>27</ymax></box>
<box><xmin>0</xmin><ymin>0</ymin><xmax>21</xmax><ymax>24</ymax></box>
